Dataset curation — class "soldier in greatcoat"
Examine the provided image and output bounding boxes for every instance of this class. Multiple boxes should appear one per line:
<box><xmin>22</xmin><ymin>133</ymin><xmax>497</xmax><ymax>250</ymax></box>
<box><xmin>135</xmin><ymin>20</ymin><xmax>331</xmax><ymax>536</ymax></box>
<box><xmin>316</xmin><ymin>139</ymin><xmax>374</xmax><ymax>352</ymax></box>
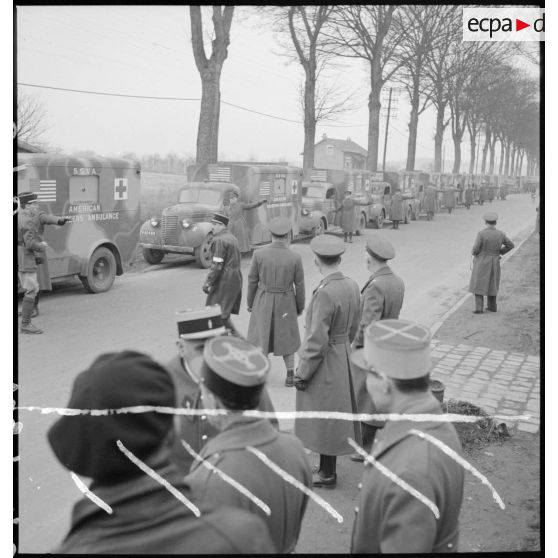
<box><xmin>188</xmin><ymin>336</ymin><xmax>312</xmax><ymax>554</ymax></box>
<box><xmin>350</xmin><ymin>319</ymin><xmax>464</xmax><ymax>554</ymax></box>
<box><xmin>224</xmin><ymin>191</ymin><xmax>266</xmax><ymax>253</ymax></box>
<box><xmin>444</xmin><ymin>186</ymin><xmax>456</xmax><ymax>213</ymax></box>
<box><xmin>167</xmin><ymin>305</ymin><xmax>278</xmax><ymax>471</ymax></box>
<box><xmin>350</xmin><ymin>236</ymin><xmax>405</xmax><ymax>462</ymax></box>
<box><xmin>487</xmin><ymin>184</ymin><xmax>496</xmax><ymax>202</ymax></box>
<box><xmin>293</xmin><ymin>235</ymin><xmax>361</xmax><ymax>488</ymax></box>
<box><xmin>247</xmin><ymin>216</ymin><xmax>305</xmax><ymax>387</ymax></box>
<box><xmin>464</xmin><ymin>185</ymin><xmax>473</xmax><ymax>209</ymax></box>
<box><xmin>333</xmin><ymin>189</ymin><xmax>367</xmax><ymax>242</ymax></box>
<box><xmin>469</xmin><ymin>212</ymin><xmax>514</xmax><ymax>313</ymax></box>
<box><xmin>478</xmin><ymin>183</ymin><xmax>488</xmax><ymax>205</ymax></box>
<box><xmin>499</xmin><ymin>184</ymin><xmax>508</xmax><ymax>200</ymax></box>
<box><xmin>423</xmin><ymin>184</ymin><xmax>437</xmax><ymax>221</ymax></box>
<box><xmin>202</xmin><ymin>213</ymin><xmax>242</xmax><ymax>334</ymax></box>
<box><xmin>17</xmin><ymin>191</ymin><xmax>69</xmax><ymax>334</ymax></box>
<box><xmin>389</xmin><ymin>191</ymin><xmax>404</xmax><ymax>229</ymax></box>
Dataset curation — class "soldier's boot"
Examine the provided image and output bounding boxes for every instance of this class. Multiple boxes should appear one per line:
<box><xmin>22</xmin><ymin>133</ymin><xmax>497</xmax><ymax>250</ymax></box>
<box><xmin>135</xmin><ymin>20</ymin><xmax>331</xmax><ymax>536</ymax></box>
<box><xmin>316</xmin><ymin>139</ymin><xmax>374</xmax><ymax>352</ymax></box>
<box><xmin>350</xmin><ymin>423</ymin><xmax>379</xmax><ymax>462</ymax></box>
<box><xmin>343</xmin><ymin>233</ymin><xmax>348</xmax><ymax>243</ymax></box>
<box><xmin>20</xmin><ymin>297</ymin><xmax>43</xmax><ymax>334</ymax></box>
<box><xmin>313</xmin><ymin>455</ymin><xmax>337</xmax><ymax>487</ymax></box>
<box><xmin>223</xmin><ymin>317</ymin><xmax>241</xmax><ymax>337</ymax></box>
<box><xmin>284</xmin><ymin>369</ymin><xmax>294</xmax><ymax>388</ymax></box>
<box><xmin>473</xmin><ymin>295</ymin><xmax>484</xmax><ymax>314</ymax></box>
<box><xmin>348</xmin><ymin>233</ymin><xmax>353</xmax><ymax>243</ymax></box>
<box><xmin>486</xmin><ymin>296</ymin><xmax>497</xmax><ymax>312</ymax></box>
<box><xmin>33</xmin><ymin>293</ymin><xmax>40</xmax><ymax>317</ymax></box>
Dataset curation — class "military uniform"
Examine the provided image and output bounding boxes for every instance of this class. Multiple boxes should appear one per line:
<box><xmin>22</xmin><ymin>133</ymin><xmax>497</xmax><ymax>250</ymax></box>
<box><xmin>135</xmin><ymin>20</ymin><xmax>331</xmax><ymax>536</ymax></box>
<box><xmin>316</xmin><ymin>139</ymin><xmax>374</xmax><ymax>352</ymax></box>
<box><xmin>464</xmin><ymin>187</ymin><xmax>473</xmax><ymax>209</ymax></box>
<box><xmin>187</xmin><ymin>335</ymin><xmax>312</xmax><ymax>554</ymax></box>
<box><xmin>203</xmin><ymin>214</ymin><xmax>242</xmax><ymax>319</ymax></box>
<box><xmin>350</xmin><ymin>320</ymin><xmax>464</xmax><ymax>554</ymax></box>
<box><xmin>469</xmin><ymin>213</ymin><xmax>514</xmax><ymax>313</ymax></box>
<box><xmin>225</xmin><ymin>197</ymin><xmax>266</xmax><ymax>253</ymax></box>
<box><xmin>294</xmin><ymin>236</ymin><xmax>361</xmax><ymax>471</ymax></box>
<box><xmin>444</xmin><ymin>187</ymin><xmax>456</xmax><ymax>213</ymax></box>
<box><xmin>478</xmin><ymin>185</ymin><xmax>488</xmax><ymax>204</ymax></box>
<box><xmin>389</xmin><ymin>191</ymin><xmax>404</xmax><ymax>228</ymax></box>
<box><xmin>423</xmin><ymin>186</ymin><xmax>437</xmax><ymax>220</ymax></box>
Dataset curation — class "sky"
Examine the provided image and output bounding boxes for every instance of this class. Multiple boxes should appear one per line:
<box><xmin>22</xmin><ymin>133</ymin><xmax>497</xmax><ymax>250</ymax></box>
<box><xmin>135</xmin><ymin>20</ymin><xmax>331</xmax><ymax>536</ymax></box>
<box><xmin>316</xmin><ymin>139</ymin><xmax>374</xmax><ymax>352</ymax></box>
<box><xmin>16</xmin><ymin>4</ymin><xmax>473</xmax><ymax>169</ymax></box>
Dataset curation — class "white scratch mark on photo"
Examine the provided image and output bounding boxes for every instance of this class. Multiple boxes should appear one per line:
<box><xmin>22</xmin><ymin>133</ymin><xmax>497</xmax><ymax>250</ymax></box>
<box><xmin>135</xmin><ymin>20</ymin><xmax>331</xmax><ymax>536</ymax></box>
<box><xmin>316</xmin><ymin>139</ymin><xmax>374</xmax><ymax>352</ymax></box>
<box><xmin>246</xmin><ymin>445</ymin><xmax>344</xmax><ymax>524</ymax></box>
<box><xmin>70</xmin><ymin>471</ymin><xmax>113</xmax><ymax>515</ymax></box>
<box><xmin>181</xmin><ymin>439</ymin><xmax>271</xmax><ymax>516</ymax></box>
<box><xmin>116</xmin><ymin>440</ymin><xmax>201</xmax><ymax>517</ymax></box>
<box><xmin>348</xmin><ymin>438</ymin><xmax>440</xmax><ymax>520</ymax></box>
<box><xmin>410</xmin><ymin>429</ymin><xmax>505</xmax><ymax>510</ymax></box>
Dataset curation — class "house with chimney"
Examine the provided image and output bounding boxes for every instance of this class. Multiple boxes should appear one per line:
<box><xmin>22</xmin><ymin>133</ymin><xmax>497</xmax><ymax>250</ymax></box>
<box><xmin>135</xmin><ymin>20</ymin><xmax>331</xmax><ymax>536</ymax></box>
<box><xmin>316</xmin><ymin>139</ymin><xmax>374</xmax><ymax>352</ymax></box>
<box><xmin>314</xmin><ymin>134</ymin><xmax>367</xmax><ymax>170</ymax></box>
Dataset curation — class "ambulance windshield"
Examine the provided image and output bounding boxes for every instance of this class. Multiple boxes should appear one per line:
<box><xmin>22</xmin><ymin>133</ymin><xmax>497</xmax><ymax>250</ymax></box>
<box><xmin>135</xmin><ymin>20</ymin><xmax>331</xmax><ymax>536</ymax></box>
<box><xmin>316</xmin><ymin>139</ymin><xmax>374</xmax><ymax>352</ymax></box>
<box><xmin>179</xmin><ymin>188</ymin><xmax>222</xmax><ymax>206</ymax></box>
<box><xmin>302</xmin><ymin>186</ymin><xmax>325</xmax><ymax>199</ymax></box>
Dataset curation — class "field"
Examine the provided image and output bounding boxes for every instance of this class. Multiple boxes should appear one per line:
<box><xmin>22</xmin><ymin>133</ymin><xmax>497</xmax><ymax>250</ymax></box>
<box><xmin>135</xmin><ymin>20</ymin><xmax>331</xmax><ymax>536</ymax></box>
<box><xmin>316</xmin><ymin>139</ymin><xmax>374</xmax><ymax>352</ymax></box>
<box><xmin>140</xmin><ymin>171</ymin><xmax>189</xmax><ymax>220</ymax></box>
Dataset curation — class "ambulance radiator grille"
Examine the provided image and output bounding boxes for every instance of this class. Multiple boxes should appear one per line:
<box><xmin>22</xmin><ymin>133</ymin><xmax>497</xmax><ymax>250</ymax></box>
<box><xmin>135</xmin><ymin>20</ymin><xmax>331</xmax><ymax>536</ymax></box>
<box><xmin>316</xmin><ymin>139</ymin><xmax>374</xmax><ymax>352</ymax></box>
<box><xmin>162</xmin><ymin>215</ymin><xmax>179</xmax><ymax>244</ymax></box>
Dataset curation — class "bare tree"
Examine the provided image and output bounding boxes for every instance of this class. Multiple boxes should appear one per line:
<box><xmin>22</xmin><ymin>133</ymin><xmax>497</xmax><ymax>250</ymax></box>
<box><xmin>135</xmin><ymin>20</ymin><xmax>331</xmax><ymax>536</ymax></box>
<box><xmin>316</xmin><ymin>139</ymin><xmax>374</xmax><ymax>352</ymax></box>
<box><xmin>190</xmin><ymin>6</ymin><xmax>234</xmax><ymax>165</ymax></box>
<box><xmin>16</xmin><ymin>91</ymin><xmax>49</xmax><ymax>145</ymax></box>
<box><xmin>325</xmin><ymin>5</ymin><xmax>403</xmax><ymax>171</ymax></box>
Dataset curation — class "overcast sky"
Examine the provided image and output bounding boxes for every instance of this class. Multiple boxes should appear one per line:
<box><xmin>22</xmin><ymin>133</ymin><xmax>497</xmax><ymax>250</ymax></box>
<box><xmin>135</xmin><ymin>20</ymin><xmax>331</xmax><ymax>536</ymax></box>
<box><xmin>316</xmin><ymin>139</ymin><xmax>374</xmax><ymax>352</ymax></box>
<box><xmin>16</xmin><ymin>5</ymin><xmax>538</xmax><ymax>170</ymax></box>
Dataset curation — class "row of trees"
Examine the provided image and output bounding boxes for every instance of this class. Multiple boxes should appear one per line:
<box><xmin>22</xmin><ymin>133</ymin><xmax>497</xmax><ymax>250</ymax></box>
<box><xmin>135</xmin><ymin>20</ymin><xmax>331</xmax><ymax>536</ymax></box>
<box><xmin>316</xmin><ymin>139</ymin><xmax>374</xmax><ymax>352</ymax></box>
<box><xmin>190</xmin><ymin>6</ymin><xmax>540</xmax><ymax>177</ymax></box>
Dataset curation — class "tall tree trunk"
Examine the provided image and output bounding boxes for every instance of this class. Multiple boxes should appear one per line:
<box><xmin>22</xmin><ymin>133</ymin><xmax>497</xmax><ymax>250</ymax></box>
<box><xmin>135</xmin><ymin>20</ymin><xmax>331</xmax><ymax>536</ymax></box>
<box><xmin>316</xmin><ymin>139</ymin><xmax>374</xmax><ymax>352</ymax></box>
<box><xmin>405</xmin><ymin>82</ymin><xmax>420</xmax><ymax>171</ymax></box>
<box><xmin>302</xmin><ymin>74</ymin><xmax>317</xmax><ymax>174</ymax></box>
<box><xmin>433</xmin><ymin>101</ymin><xmax>445</xmax><ymax>173</ymax></box>
<box><xmin>367</xmin><ymin>68</ymin><xmax>382</xmax><ymax>172</ymax></box>
<box><xmin>498</xmin><ymin>141</ymin><xmax>505</xmax><ymax>175</ymax></box>
<box><xmin>452</xmin><ymin>134</ymin><xmax>462</xmax><ymax>174</ymax></box>
<box><xmin>468</xmin><ymin>130</ymin><xmax>476</xmax><ymax>175</ymax></box>
<box><xmin>488</xmin><ymin>136</ymin><xmax>497</xmax><ymax>174</ymax></box>
<box><xmin>510</xmin><ymin>147</ymin><xmax>516</xmax><ymax>177</ymax></box>
<box><xmin>481</xmin><ymin>129</ymin><xmax>490</xmax><ymax>174</ymax></box>
<box><xmin>196</xmin><ymin>68</ymin><xmax>222</xmax><ymax>165</ymax></box>
<box><xmin>504</xmin><ymin>143</ymin><xmax>511</xmax><ymax>176</ymax></box>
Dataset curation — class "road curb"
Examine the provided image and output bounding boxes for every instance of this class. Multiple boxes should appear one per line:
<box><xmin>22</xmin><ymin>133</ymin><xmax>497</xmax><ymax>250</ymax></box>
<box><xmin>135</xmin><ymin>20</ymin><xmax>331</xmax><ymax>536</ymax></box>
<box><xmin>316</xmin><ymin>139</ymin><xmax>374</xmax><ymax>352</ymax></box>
<box><xmin>430</xmin><ymin>224</ymin><xmax>536</xmax><ymax>336</ymax></box>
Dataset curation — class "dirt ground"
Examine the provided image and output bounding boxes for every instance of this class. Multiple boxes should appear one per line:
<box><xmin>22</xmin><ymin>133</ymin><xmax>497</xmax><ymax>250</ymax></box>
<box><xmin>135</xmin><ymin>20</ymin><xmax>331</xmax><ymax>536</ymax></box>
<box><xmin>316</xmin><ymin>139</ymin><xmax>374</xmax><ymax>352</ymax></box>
<box><xmin>435</xmin><ymin>231</ymin><xmax>541</xmax><ymax>552</ymax></box>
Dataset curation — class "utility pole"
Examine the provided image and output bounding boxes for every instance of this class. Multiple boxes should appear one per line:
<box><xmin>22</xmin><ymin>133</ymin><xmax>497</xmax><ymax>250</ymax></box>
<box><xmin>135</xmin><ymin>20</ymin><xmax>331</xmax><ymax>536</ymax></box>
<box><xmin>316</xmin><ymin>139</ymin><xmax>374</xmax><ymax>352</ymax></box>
<box><xmin>475</xmin><ymin>130</ymin><xmax>481</xmax><ymax>175</ymax></box>
<box><xmin>381</xmin><ymin>87</ymin><xmax>399</xmax><ymax>172</ymax></box>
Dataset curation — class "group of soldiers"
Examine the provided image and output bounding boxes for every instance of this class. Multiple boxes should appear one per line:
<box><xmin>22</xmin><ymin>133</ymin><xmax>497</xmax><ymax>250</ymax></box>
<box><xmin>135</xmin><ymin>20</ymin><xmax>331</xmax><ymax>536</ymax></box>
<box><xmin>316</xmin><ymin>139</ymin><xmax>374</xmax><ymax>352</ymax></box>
<box><xmin>19</xmin><ymin>189</ymin><xmax>518</xmax><ymax>553</ymax></box>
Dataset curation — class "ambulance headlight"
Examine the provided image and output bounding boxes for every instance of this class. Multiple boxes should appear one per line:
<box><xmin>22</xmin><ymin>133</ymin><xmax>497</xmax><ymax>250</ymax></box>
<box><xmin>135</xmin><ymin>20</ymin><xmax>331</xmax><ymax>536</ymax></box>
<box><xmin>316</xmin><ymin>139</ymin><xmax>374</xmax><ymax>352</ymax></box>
<box><xmin>182</xmin><ymin>219</ymin><xmax>191</xmax><ymax>229</ymax></box>
<box><xmin>150</xmin><ymin>218</ymin><xmax>160</xmax><ymax>227</ymax></box>
<box><xmin>301</xmin><ymin>209</ymin><xmax>309</xmax><ymax>216</ymax></box>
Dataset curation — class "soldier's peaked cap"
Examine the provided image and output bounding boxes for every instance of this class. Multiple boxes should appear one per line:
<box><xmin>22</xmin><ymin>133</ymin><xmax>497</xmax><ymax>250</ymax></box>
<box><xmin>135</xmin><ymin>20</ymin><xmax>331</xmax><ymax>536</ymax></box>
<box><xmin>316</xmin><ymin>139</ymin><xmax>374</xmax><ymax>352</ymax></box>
<box><xmin>483</xmin><ymin>212</ymin><xmax>498</xmax><ymax>222</ymax></box>
<box><xmin>351</xmin><ymin>319</ymin><xmax>432</xmax><ymax>379</ymax></box>
<box><xmin>366</xmin><ymin>235</ymin><xmax>395</xmax><ymax>261</ymax></box>
<box><xmin>211</xmin><ymin>213</ymin><xmax>229</xmax><ymax>226</ymax></box>
<box><xmin>310</xmin><ymin>234</ymin><xmax>345</xmax><ymax>257</ymax></box>
<box><xmin>176</xmin><ymin>305</ymin><xmax>226</xmax><ymax>340</ymax></box>
<box><xmin>18</xmin><ymin>191</ymin><xmax>38</xmax><ymax>204</ymax></box>
<box><xmin>267</xmin><ymin>216</ymin><xmax>292</xmax><ymax>236</ymax></box>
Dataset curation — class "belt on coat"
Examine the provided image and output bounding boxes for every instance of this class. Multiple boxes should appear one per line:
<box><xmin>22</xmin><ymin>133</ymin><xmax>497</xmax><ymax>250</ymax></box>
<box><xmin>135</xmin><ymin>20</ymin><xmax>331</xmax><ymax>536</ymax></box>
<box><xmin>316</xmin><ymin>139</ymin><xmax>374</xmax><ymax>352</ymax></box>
<box><xmin>259</xmin><ymin>286</ymin><xmax>294</xmax><ymax>293</ymax></box>
<box><xmin>476</xmin><ymin>251</ymin><xmax>501</xmax><ymax>256</ymax></box>
<box><xmin>328</xmin><ymin>334</ymin><xmax>349</xmax><ymax>344</ymax></box>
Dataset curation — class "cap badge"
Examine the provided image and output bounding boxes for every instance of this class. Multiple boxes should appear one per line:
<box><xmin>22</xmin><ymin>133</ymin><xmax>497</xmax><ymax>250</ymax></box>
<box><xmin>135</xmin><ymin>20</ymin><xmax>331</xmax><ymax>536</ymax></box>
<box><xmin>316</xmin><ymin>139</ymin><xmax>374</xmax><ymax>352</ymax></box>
<box><xmin>374</xmin><ymin>321</ymin><xmax>430</xmax><ymax>342</ymax></box>
<box><xmin>213</xmin><ymin>341</ymin><xmax>261</xmax><ymax>370</ymax></box>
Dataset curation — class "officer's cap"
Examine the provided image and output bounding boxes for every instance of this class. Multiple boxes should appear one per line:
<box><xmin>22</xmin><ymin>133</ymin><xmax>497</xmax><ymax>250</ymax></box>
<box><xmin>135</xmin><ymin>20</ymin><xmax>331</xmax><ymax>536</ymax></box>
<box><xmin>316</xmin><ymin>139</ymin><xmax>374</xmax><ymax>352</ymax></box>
<box><xmin>484</xmin><ymin>212</ymin><xmax>498</xmax><ymax>222</ymax></box>
<box><xmin>310</xmin><ymin>234</ymin><xmax>345</xmax><ymax>258</ymax></box>
<box><xmin>176</xmin><ymin>305</ymin><xmax>226</xmax><ymax>340</ymax></box>
<box><xmin>351</xmin><ymin>319</ymin><xmax>432</xmax><ymax>379</ymax></box>
<box><xmin>212</xmin><ymin>213</ymin><xmax>229</xmax><ymax>226</ymax></box>
<box><xmin>267</xmin><ymin>216</ymin><xmax>292</xmax><ymax>236</ymax></box>
<box><xmin>366</xmin><ymin>235</ymin><xmax>395</xmax><ymax>261</ymax></box>
<box><xmin>18</xmin><ymin>191</ymin><xmax>38</xmax><ymax>204</ymax></box>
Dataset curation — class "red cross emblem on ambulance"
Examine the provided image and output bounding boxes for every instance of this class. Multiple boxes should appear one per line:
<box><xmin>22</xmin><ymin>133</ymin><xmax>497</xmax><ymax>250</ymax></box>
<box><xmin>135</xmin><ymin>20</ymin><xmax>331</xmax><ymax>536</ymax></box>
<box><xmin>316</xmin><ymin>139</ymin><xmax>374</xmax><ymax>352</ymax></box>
<box><xmin>114</xmin><ymin>178</ymin><xmax>128</xmax><ymax>200</ymax></box>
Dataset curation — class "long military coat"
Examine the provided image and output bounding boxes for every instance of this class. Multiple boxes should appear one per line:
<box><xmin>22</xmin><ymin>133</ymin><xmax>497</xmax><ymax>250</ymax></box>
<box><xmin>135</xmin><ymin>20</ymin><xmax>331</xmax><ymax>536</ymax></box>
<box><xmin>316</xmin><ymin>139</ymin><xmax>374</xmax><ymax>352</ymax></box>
<box><xmin>166</xmin><ymin>355</ymin><xmax>278</xmax><ymax>471</ymax></box>
<box><xmin>487</xmin><ymin>186</ymin><xmax>496</xmax><ymax>201</ymax></box>
<box><xmin>389</xmin><ymin>192</ymin><xmax>404</xmax><ymax>221</ymax></box>
<box><xmin>464</xmin><ymin>188</ymin><xmax>473</xmax><ymax>206</ymax></box>
<box><xmin>469</xmin><ymin>226</ymin><xmax>514</xmax><ymax>296</ymax></box>
<box><xmin>334</xmin><ymin>197</ymin><xmax>357</xmax><ymax>232</ymax></box>
<box><xmin>205</xmin><ymin>230</ymin><xmax>242</xmax><ymax>318</ymax></box>
<box><xmin>479</xmin><ymin>185</ymin><xmax>488</xmax><ymax>202</ymax></box>
<box><xmin>225</xmin><ymin>200</ymin><xmax>264</xmax><ymax>252</ymax></box>
<box><xmin>423</xmin><ymin>187</ymin><xmax>437</xmax><ymax>213</ymax></box>
<box><xmin>247</xmin><ymin>241</ymin><xmax>305</xmax><ymax>355</ymax></box>
<box><xmin>188</xmin><ymin>418</ymin><xmax>312</xmax><ymax>554</ymax></box>
<box><xmin>443</xmin><ymin>188</ymin><xmax>456</xmax><ymax>209</ymax></box>
<box><xmin>353</xmin><ymin>265</ymin><xmax>405</xmax><ymax>423</ymax></box>
<box><xmin>18</xmin><ymin>206</ymin><xmax>61</xmax><ymax>290</ymax></box>
<box><xmin>295</xmin><ymin>271</ymin><xmax>361</xmax><ymax>455</ymax></box>
<box><xmin>351</xmin><ymin>394</ymin><xmax>464</xmax><ymax>554</ymax></box>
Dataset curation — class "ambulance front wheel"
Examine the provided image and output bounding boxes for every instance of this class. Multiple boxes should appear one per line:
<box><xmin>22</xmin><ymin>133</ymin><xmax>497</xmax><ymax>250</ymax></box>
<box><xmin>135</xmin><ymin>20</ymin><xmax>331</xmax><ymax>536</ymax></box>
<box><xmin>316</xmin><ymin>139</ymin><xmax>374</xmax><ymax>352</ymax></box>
<box><xmin>142</xmin><ymin>248</ymin><xmax>165</xmax><ymax>265</ymax></box>
<box><xmin>80</xmin><ymin>247</ymin><xmax>117</xmax><ymax>293</ymax></box>
<box><xmin>194</xmin><ymin>233</ymin><xmax>213</xmax><ymax>269</ymax></box>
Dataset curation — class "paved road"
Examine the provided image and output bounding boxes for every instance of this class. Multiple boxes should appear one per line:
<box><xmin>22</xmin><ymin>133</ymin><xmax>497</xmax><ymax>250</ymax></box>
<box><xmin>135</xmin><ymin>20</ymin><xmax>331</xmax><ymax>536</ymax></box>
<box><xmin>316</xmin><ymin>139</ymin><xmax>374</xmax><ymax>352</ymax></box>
<box><xmin>16</xmin><ymin>193</ymin><xmax>536</xmax><ymax>552</ymax></box>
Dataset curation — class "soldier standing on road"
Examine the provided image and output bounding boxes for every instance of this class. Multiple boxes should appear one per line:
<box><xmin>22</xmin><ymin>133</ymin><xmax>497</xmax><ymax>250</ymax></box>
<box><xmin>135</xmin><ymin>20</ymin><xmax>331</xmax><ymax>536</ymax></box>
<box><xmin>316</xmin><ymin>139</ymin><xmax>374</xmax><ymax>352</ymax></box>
<box><xmin>224</xmin><ymin>191</ymin><xmax>267</xmax><ymax>254</ymax></box>
<box><xmin>17</xmin><ymin>191</ymin><xmax>69</xmax><ymax>334</ymax></box>
<box><xmin>389</xmin><ymin>190</ymin><xmax>404</xmax><ymax>229</ymax></box>
<box><xmin>350</xmin><ymin>319</ymin><xmax>464</xmax><ymax>554</ymax></box>
<box><xmin>350</xmin><ymin>236</ymin><xmax>405</xmax><ymax>462</ymax></box>
<box><xmin>188</xmin><ymin>335</ymin><xmax>312</xmax><ymax>554</ymax></box>
<box><xmin>469</xmin><ymin>212</ymin><xmax>515</xmax><ymax>314</ymax></box>
<box><xmin>424</xmin><ymin>184</ymin><xmax>437</xmax><ymax>221</ymax></box>
<box><xmin>247</xmin><ymin>216</ymin><xmax>305</xmax><ymax>387</ymax></box>
<box><xmin>478</xmin><ymin>183</ymin><xmax>488</xmax><ymax>205</ymax></box>
<box><xmin>334</xmin><ymin>189</ymin><xmax>363</xmax><ymax>242</ymax></box>
<box><xmin>499</xmin><ymin>183</ymin><xmax>508</xmax><ymax>200</ymax></box>
<box><xmin>202</xmin><ymin>213</ymin><xmax>242</xmax><ymax>334</ymax></box>
<box><xmin>444</xmin><ymin>186</ymin><xmax>456</xmax><ymax>214</ymax></box>
<box><xmin>167</xmin><ymin>305</ymin><xmax>278</xmax><ymax>471</ymax></box>
<box><xmin>293</xmin><ymin>235</ymin><xmax>361</xmax><ymax>488</ymax></box>
<box><xmin>464</xmin><ymin>185</ymin><xmax>473</xmax><ymax>209</ymax></box>
<box><xmin>47</xmin><ymin>350</ymin><xmax>275</xmax><ymax>554</ymax></box>
<box><xmin>487</xmin><ymin>184</ymin><xmax>496</xmax><ymax>203</ymax></box>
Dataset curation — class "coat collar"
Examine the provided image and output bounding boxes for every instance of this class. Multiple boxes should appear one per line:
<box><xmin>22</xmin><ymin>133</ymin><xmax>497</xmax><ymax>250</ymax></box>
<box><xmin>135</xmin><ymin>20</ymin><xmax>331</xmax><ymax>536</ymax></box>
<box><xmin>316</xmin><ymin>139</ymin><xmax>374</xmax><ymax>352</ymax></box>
<box><xmin>270</xmin><ymin>240</ymin><xmax>288</xmax><ymax>249</ymax></box>
<box><xmin>361</xmin><ymin>265</ymin><xmax>392</xmax><ymax>291</ymax></box>
<box><xmin>201</xmin><ymin>418</ymin><xmax>278</xmax><ymax>455</ymax></box>
<box><xmin>372</xmin><ymin>394</ymin><xmax>444</xmax><ymax>459</ymax></box>
<box><xmin>313</xmin><ymin>270</ymin><xmax>345</xmax><ymax>294</ymax></box>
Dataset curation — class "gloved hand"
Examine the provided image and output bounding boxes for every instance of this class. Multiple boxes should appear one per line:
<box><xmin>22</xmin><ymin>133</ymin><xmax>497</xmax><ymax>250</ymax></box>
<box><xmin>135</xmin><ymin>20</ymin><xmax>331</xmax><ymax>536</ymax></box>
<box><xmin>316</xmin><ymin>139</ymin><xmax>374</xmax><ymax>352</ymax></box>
<box><xmin>293</xmin><ymin>376</ymin><xmax>307</xmax><ymax>391</ymax></box>
<box><xmin>202</xmin><ymin>283</ymin><xmax>210</xmax><ymax>294</ymax></box>
<box><xmin>58</xmin><ymin>217</ymin><xmax>70</xmax><ymax>225</ymax></box>
<box><xmin>35</xmin><ymin>256</ymin><xmax>44</xmax><ymax>265</ymax></box>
